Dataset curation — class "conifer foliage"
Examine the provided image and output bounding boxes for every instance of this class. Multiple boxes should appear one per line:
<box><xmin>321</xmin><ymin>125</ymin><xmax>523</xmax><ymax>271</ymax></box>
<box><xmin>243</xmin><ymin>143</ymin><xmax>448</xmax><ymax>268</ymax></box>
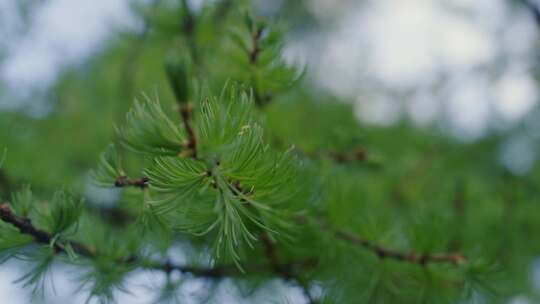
<box><xmin>0</xmin><ymin>1</ymin><xmax>533</xmax><ymax>303</ymax></box>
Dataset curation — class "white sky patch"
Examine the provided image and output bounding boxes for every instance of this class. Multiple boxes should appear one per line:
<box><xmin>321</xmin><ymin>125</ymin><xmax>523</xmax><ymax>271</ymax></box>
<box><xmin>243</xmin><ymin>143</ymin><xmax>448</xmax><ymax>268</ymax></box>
<box><xmin>407</xmin><ymin>91</ymin><xmax>441</xmax><ymax>127</ymax></box>
<box><xmin>508</xmin><ymin>295</ymin><xmax>532</xmax><ymax>304</ymax></box>
<box><xmin>0</xmin><ymin>0</ymin><xmax>135</xmax><ymax>100</ymax></box>
<box><xmin>0</xmin><ymin>0</ymin><xmax>26</xmax><ymax>45</ymax></box>
<box><xmin>446</xmin><ymin>75</ymin><xmax>492</xmax><ymax>140</ymax></box>
<box><xmin>315</xmin><ymin>13</ymin><xmax>369</xmax><ymax>97</ymax></box>
<box><xmin>435</xmin><ymin>15</ymin><xmax>495</xmax><ymax>71</ymax></box>
<box><xmin>494</xmin><ymin>69</ymin><xmax>538</xmax><ymax>123</ymax></box>
<box><xmin>317</xmin><ymin>0</ymin><xmax>498</xmax><ymax>91</ymax></box>
<box><xmin>355</xmin><ymin>94</ymin><xmax>402</xmax><ymax>127</ymax></box>
<box><xmin>313</xmin><ymin>0</ymin><xmax>537</xmax><ymax>137</ymax></box>
<box><xmin>502</xmin><ymin>10</ymin><xmax>538</xmax><ymax>57</ymax></box>
<box><xmin>359</xmin><ymin>0</ymin><xmax>440</xmax><ymax>88</ymax></box>
<box><xmin>0</xmin><ymin>263</ymin><xmax>28</xmax><ymax>304</ymax></box>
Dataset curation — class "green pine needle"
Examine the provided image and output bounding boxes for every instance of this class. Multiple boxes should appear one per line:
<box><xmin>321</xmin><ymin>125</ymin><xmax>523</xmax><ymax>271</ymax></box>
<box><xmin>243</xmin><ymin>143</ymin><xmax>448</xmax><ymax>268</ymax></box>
<box><xmin>91</xmin><ymin>144</ymin><xmax>125</xmax><ymax>187</ymax></box>
<box><xmin>118</xmin><ymin>95</ymin><xmax>185</xmax><ymax>156</ymax></box>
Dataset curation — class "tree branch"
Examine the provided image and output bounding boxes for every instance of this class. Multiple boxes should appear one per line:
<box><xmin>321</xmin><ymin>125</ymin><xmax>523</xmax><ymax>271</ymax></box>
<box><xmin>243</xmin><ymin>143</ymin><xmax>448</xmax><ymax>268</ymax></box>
<box><xmin>247</xmin><ymin>24</ymin><xmax>274</xmax><ymax>106</ymax></box>
<box><xmin>179</xmin><ymin>104</ymin><xmax>198</xmax><ymax>158</ymax></box>
<box><xmin>114</xmin><ymin>176</ymin><xmax>149</xmax><ymax>189</ymax></box>
<box><xmin>330</xmin><ymin>224</ymin><xmax>466</xmax><ymax>266</ymax></box>
<box><xmin>0</xmin><ymin>202</ymin><xmax>229</xmax><ymax>277</ymax></box>
<box><xmin>0</xmin><ymin>203</ymin><xmax>96</xmax><ymax>257</ymax></box>
<box><xmin>296</xmin><ymin>215</ymin><xmax>466</xmax><ymax>266</ymax></box>
<box><xmin>249</xmin><ymin>27</ymin><xmax>263</xmax><ymax>64</ymax></box>
<box><xmin>0</xmin><ymin>202</ymin><xmax>316</xmax><ymax>283</ymax></box>
<box><xmin>324</xmin><ymin>147</ymin><xmax>368</xmax><ymax>163</ymax></box>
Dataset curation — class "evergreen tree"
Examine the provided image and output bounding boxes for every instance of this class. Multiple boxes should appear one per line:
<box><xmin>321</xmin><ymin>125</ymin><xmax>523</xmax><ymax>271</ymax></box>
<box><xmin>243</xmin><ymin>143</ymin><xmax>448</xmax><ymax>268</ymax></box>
<box><xmin>0</xmin><ymin>1</ymin><xmax>537</xmax><ymax>303</ymax></box>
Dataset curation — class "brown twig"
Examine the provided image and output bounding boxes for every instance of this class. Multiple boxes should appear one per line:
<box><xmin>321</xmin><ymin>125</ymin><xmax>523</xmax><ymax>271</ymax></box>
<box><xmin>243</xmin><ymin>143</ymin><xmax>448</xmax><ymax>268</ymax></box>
<box><xmin>0</xmin><ymin>202</ymin><xmax>316</xmax><ymax>283</ymax></box>
<box><xmin>114</xmin><ymin>176</ymin><xmax>149</xmax><ymax>189</ymax></box>
<box><xmin>179</xmin><ymin>104</ymin><xmax>198</xmax><ymax>158</ymax></box>
<box><xmin>0</xmin><ymin>203</ymin><xmax>96</xmax><ymax>257</ymax></box>
<box><xmin>326</xmin><ymin>148</ymin><xmax>368</xmax><ymax>163</ymax></box>
<box><xmin>295</xmin><ymin>215</ymin><xmax>466</xmax><ymax>266</ymax></box>
<box><xmin>249</xmin><ymin>27</ymin><xmax>263</xmax><ymax>64</ymax></box>
<box><xmin>248</xmin><ymin>25</ymin><xmax>273</xmax><ymax>107</ymax></box>
<box><xmin>0</xmin><ymin>202</ymin><xmax>231</xmax><ymax>277</ymax></box>
<box><xmin>332</xmin><ymin>227</ymin><xmax>466</xmax><ymax>266</ymax></box>
<box><xmin>272</xmin><ymin>137</ymin><xmax>372</xmax><ymax>165</ymax></box>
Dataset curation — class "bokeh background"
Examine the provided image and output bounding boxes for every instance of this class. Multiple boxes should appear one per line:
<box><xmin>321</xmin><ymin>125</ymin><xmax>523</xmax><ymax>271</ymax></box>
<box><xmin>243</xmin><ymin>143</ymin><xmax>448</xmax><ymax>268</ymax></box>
<box><xmin>1</xmin><ymin>0</ymin><xmax>540</xmax><ymax>303</ymax></box>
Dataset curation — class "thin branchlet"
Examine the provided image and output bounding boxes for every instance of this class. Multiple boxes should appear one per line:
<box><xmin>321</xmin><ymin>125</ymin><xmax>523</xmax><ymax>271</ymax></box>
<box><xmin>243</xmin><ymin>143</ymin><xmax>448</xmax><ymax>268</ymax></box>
<box><xmin>333</xmin><ymin>229</ymin><xmax>466</xmax><ymax>265</ymax></box>
<box><xmin>0</xmin><ymin>203</ymin><xmax>317</xmax><ymax>280</ymax></box>
<box><xmin>179</xmin><ymin>104</ymin><xmax>198</xmax><ymax>158</ymax></box>
<box><xmin>0</xmin><ymin>203</ymin><xmax>96</xmax><ymax>257</ymax></box>
<box><xmin>327</xmin><ymin>148</ymin><xmax>368</xmax><ymax>163</ymax></box>
<box><xmin>249</xmin><ymin>26</ymin><xmax>263</xmax><ymax>64</ymax></box>
<box><xmin>321</xmin><ymin>219</ymin><xmax>466</xmax><ymax>266</ymax></box>
<box><xmin>114</xmin><ymin>176</ymin><xmax>149</xmax><ymax>189</ymax></box>
<box><xmin>248</xmin><ymin>24</ymin><xmax>274</xmax><ymax>106</ymax></box>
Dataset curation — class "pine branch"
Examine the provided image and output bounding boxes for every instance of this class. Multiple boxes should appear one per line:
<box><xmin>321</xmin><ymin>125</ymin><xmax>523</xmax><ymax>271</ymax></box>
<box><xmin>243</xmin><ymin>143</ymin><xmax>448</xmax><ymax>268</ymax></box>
<box><xmin>249</xmin><ymin>26</ymin><xmax>263</xmax><ymax>64</ymax></box>
<box><xmin>144</xmin><ymin>260</ymin><xmax>234</xmax><ymax>278</ymax></box>
<box><xmin>0</xmin><ymin>201</ymin><xmax>226</xmax><ymax>276</ymax></box>
<box><xmin>273</xmin><ymin>138</ymin><xmax>371</xmax><ymax>165</ymax></box>
<box><xmin>0</xmin><ymin>203</ymin><xmax>96</xmax><ymax>257</ymax></box>
<box><xmin>0</xmin><ymin>202</ymin><xmax>317</xmax><ymax>282</ymax></box>
<box><xmin>323</xmin><ymin>148</ymin><xmax>368</xmax><ymax>163</ymax></box>
<box><xmin>247</xmin><ymin>24</ymin><xmax>274</xmax><ymax>106</ymax></box>
<box><xmin>297</xmin><ymin>215</ymin><xmax>466</xmax><ymax>266</ymax></box>
<box><xmin>179</xmin><ymin>104</ymin><xmax>198</xmax><ymax>158</ymax></box>
<box><xmin>114</xmin><ymin>176</ymin><xmax>149</xmax><ymax>189</ymax></box>
<box><xmin>331</xmin><ymin>226</ymin><xmax>466</xmax><ymax>266</ymax></box>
